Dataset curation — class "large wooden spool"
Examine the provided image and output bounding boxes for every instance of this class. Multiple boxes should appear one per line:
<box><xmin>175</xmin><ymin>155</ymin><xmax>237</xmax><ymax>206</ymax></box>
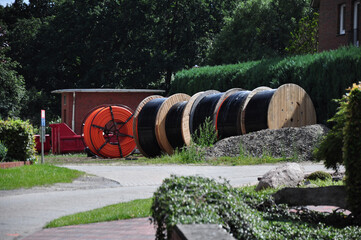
<box><xmin>181</xmin><ymin>91</ymin><xmax>204</xmax><ymax>146</ymax></box>
<box><xmin>241</xmin><ymin>84</ymin><xmax>317</xmax><ymax>134</ymax></box>
<box><xmin>133</xmin><ymin>95</ymin><xmax>164</xmax><ymax>158</ymax></box>
<box><xmin>155</xmin><ymin>93</ymin><xmax>190</xmax><ymax>155</ymax></box>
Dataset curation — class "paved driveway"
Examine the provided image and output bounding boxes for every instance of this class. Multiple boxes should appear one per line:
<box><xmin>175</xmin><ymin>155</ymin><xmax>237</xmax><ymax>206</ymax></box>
<box><xmin>0</xmin><ymin>163</ymin><xmax>329</xmax><ymax>240</ymax></box>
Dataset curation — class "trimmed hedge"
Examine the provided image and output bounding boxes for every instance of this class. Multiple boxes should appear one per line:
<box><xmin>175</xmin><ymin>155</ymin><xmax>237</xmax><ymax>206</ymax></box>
<box><xmin>171</xmin><ymin>46</ymin><xmax>361</xmax><ymax>124</ymax></box>
<box><xmin>151</xmin><ymin>175</ymin><xmax>361</xmax><ymax>240</ymax></box>
<box><xmin>0</xmin><ymin>118</ymin><xmax>37</xmax><ymax>162</ymax></box>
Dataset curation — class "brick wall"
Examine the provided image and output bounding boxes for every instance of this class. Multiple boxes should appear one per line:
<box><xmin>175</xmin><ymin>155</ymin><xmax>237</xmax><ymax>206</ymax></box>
<box><xmin>60</xmin><ymin>91</ymin><xmax>163</xmax><ymax>135</ymax></box>
<box><xmin>318</xmin><ymin>0</ymin><xmax>360</xmax><ymax>51</ymax></box>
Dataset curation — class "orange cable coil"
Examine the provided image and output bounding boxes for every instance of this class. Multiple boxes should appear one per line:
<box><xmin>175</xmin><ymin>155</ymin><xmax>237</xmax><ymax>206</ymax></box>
<box><xmin>83</xmin><ymin>105</ymin><xmax>136</xmax><ymax>158</ymax></box>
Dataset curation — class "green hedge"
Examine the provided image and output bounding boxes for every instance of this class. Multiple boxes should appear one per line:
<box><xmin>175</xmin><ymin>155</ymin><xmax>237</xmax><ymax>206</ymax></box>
<box><xmin>343</xmin><ymin>84</ymin><xmax>361</xmax><ymax>220</ymax></box>
<box><xmin>151</xmin><ymin>175</ymin><xmax>361</xmax><ymax>240</ymax></box>
<box><xmin>0</xmin><ymin>118</ymin><xmax>37</xmax><ymax>162</ymax></box>
<box><xmin>171</xmin><ymin>46</ymin><xmax>361</xmax><ymax>124</ymax></box>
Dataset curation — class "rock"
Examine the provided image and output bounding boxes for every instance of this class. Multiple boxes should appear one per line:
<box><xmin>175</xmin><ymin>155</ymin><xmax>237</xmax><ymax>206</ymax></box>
<box><xmin>205</xmin><ymin>124</ymin><xmax>329</xmax><ymax>161</ymax></box>
<box><xmin>256</xmin><ymin>163</ymin><xmax>304</xmax><ymax>191</ymax></box>
<box><xmin>273</xmin><ymin>186</ymin><xmax>348</xmax><ymax>209</ymax></box>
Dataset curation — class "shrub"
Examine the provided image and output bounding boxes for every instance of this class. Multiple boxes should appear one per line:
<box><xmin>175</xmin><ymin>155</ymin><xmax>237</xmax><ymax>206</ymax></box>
<box><xmin>151</xmin><ymin>175</ymin><xmax>361</xmax><ymax>240</ymax></box>
<box><xmin>0</xmin><ymin>141</ymin><xmax>8</xmax><ymax>161</ymax></box>
<box><xmin>192</xmin><ymin>117</ymin><xmax>218</xmax><ymax>147</ymax></box>
<box><xmin>0</xmin><ymin>118</ymin><xmax>37</xmax><ymax>162</ymax></box>
<box><xmin>343</xmin><ymin>83</ymin><xmax>361</xmax><ymax>220</ymax></box>
<box><xmin>313</xmin><ymin>96</ymin><xmax>346</xmax><ymax>170</ymax></box>
<box><xmin>306</xmin><ymin>171</ymin><xmax>331</xmax><ymax>181</ymax></box>
<box><xmin>171</xmin><ymin>46</ymin><xmax>361</xmax><ymax>125</ymax></box>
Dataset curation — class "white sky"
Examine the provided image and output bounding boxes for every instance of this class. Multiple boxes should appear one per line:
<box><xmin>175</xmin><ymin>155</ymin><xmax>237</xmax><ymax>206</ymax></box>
<box><xmin>0</xmin><ymin>0</ymin><xmax>29</xmax><ymax>7</ymax></box>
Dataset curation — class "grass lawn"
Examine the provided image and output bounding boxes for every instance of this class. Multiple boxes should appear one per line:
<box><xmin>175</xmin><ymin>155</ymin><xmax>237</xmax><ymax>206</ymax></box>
<box><xmin>44</xmin><ymin>152</ymin><xmax>290</xmax><ymax>166</ymax></box>
<box><xmin>43</xmin><ymin>178</ymin><xmax>347</xmax><ymax>230</ymax></box>
<box><xmin>0</xmin><ymin>164</ymin><xmax>84</xmax><ymax>190</ymax></box>
<box><xmin>45</xmin><ymin>198</ymin><xmax>152</xmax><ymax>228</ymax></box>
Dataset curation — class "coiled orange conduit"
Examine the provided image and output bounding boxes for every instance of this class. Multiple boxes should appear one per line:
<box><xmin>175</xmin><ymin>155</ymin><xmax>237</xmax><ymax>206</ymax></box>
<box><xmin>83</xmin><ymin>105</ymin><xmax>136</xmax><ymax>158</ymax></box>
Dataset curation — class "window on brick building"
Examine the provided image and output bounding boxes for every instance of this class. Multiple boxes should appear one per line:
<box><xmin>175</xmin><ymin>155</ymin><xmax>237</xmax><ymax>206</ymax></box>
<box><xmin>339</xmin><ymin>3</ymin><xmax>346</xmax><ymax>35</ymax></box>
<box><xmin>354</xmin><ymin>1</ymin><xmax>360</xmax><ymax>46</ymax></box>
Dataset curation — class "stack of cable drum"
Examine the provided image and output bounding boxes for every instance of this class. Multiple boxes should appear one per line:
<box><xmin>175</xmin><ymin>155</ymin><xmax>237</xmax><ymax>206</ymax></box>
<box><xmin>133</xmin><ymin>83</ymin><xmax>317</xmax><ymax>158</ymax></box>
<box><xmin>82</xmin><ymin>105</ymin><xmax>136</xmax><ymax>158</ymax></box>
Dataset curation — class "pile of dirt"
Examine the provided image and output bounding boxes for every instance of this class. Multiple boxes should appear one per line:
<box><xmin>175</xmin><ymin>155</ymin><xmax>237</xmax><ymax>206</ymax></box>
<box><xmin>205</xmin><ymin>124</ymin><xmax>329</xmax><ymax>161</ymax></box>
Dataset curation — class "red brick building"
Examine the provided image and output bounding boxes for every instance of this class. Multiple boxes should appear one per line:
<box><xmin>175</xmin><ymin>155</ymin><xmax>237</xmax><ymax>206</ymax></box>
<box><xmin>52</xmin><ymin>89</ymin><xmax>164</xmax><ymax>135</ymax></box>
<box><xmin>312</xmin><ymin>0</ymin><xmax>360</xmax><ymax>51</ymax></box>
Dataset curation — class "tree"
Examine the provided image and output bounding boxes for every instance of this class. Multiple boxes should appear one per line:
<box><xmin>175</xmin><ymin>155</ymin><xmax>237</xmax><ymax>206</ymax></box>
<box><xmin>149</xmin><ymin>0</ymin><xmax>236</xmax><ymax>91</ymax></box>
<box><xmin>0</xmin><ymin>33</ymin><xmax>26</xmax><ymax>119</ymax></box>
<box><xmin>206</xmin><ymin>0</ymin><xmax>313</xmax><ymax>65</ymax></box>
<box><xmin>286</xmin><ymin>12</ymin><xmax>319</xmax><ymax>55</ymax></box>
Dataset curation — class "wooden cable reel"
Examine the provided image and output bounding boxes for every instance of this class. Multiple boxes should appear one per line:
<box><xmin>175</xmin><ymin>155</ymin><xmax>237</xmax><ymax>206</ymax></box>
<box><xmin>242</xmin><ymin>83</ymin><xmax>317</xmax><ymax>134</ymax></box>
<box><xmin>132</xmin><ymin>83</ymin><xmax>317</xmax><ymax>158</ymax></box>
<box><xmin>133</xmin><ymin>94</ymin><xmax>191</xmax><ymax>157</ymax></box>
<box><xmin>156</xmin><ymin>93</ymin><xmax>190</xmax><ymax>155</ymax></box>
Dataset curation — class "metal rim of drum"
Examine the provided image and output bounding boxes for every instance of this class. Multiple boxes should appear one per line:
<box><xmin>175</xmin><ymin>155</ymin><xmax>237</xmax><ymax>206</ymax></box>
<box><xmin>133</xmin><ymin>95</ymin><xmax>164</xmax><ymax>158</ymax></box>
<box><xmin>267</xmin><ymin>83</ymin><xmax>317</xmax><ymax>129</ymax></box>
<box><xmin>182</xmin><ymin>90</ymin><xmax>220</xmax><ymax>146</ymax></box>
<box><xmin>241</xmin><ymin>86</ymin><xmax>272</xmax><ymax>135</ymax></box>
<box><xmin>155</xmin><ymin>93</ymin><xmax>191</xmax><ymax>155</ymax></box>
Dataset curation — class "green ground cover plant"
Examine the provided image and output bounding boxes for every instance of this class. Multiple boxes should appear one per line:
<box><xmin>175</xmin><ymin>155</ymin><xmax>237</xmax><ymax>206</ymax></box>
<box><xmin>0</xmin><ymin>164</ymin><xmax>84</xmax><ymax>190</ymax></box>
<box><xmin>151</xmin><ymin>175</ymin><xmax>361</xmax><ymax>240</ymax></box>
<box><xmin>45</xmin><ymin>198</ymin><xmax>152</xmax><ymax>228</ymax></box>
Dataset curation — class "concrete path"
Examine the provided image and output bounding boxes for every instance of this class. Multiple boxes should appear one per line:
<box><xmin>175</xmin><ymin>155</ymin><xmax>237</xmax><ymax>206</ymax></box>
<box><xmin>0</xmin><ymin>163</ymin><xmax>330</xmax><ymax>240</ymax></box>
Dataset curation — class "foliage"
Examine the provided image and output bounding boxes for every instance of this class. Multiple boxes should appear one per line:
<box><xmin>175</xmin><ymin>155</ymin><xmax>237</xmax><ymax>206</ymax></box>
<box><xmin>0</xmin><ymin>141</ymin><xmax>8</xmax><ymax>161</ymax></box>
<box><xmin>46</xmin><ymin>198</ymin><xmax>152</xmax><ymax>228</ymax></box>
<box><xmin>206</xmin><ymin>0</ymin><xmax>313</xmax><ymax>65</ymax></box>
<box><xmin>343</xmin><ymin>83</ymin><xmax>361</xmax><ymax>219</ymax></box>
<box><xmin>171</xmin><ymin>46</ymin><xmax>361</xmax><ymax>125</ymax></box>
<box><xmin>306</xmin><ymin>171</ymin><xmax>331</xmax><ymax>181</ymax></box>
<box><xmin>0</xmin><ymin>118</ymin><xmax>36</xmax><ymax>162</ymax></box>
<box><xmin>286</xmin><ymin>12</ymin><xmax>319</xmax><ymax>55</ymax></box>
<box><xmin>192</xmin><ymin>117</ymin><xmax>218</xmax><ymax>147</ymax></box>
<box><xmin>313</xmin><ymin>97</ymin><xmax>346</xmax><ymax>169</ymax></box>
<box><xmin>1</xmin><ymin>0</ymin><xmax>237</xmax><ymax>122</ymax></box>
<box><xmin>0</xmin><ymin>44</ymin><xmax>26</xmax><ymax>119</ymax></box>
<box><xmin>0</xmin><ymin>164</ymin><xmax>83</xmax><ymax>190</ymax></box>
<box><xmin>151</xmin><ymin>175</ymin><xmax>361</xmax><ymax>240</ymax></box>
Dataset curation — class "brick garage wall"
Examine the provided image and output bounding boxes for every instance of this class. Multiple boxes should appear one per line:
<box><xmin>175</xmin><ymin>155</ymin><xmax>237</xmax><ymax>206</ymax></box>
<box><xmin>318</xmin><ymin>0</ymin><xmax>353</xmax><ymax>51</ymax></box>
<box><xmin>60</xmin><ymin>91</ymin><xmax>163</xmax><ymax>135</ymax></box>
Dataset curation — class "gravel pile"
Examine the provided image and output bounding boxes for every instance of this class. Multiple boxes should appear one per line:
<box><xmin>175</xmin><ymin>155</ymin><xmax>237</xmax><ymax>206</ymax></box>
<box><xmin>205</xmin><ymin>124</ymin><xmax>329</xmax><ymax>161</ymax></box>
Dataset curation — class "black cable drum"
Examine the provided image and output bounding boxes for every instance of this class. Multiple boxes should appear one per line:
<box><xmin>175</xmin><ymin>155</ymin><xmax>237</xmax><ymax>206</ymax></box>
<box><xmin>165</xmin><ymin>101</ymin><xmax>187</xmax><ymax>149</ymax></box>
<box><xmin>137</xmin><ymin>98</ymin><xmax>166</xmax><ymax>157</ymax></box>
<box><xmin>191</xmin><ymin>93</ymin><xmax>224</xmax><ymax>135</ymax></box>
<box><xmin>244</xmin><ymin>90</ymin><xmax>276</xmax><ymax>133</ymax></box>
<box><xmin>217</xmin><ymin>91</ymin><xmax>250</xmax><ymax>139</ymax></box>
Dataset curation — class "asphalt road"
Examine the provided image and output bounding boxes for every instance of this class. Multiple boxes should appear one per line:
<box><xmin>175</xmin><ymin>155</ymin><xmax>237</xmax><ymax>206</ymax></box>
<box><xmin>0</xmin><ymin>163</ymin><xmax>330</xmax><ymax>240</ymax></box>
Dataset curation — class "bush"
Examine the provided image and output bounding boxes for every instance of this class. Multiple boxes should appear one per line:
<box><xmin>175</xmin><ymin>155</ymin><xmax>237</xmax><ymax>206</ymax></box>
<box><xmin>343</xmin><ymin>83</ymin><xmax>361</xmax><ymax>220</ymax></box>
<box><xmin>0</xmin><ymin>118</ymin><xmax>37</xmax><ymax>162</ymax></box>
<box><xmin>313</xmin><ymin>97</ymin><xmax>346</xmax><ymax>169</ymax></box>
<box><xmin>306</xmin><ymin>171</ymin><xmax>331</xmax><ymax>181</ymax></box>
<box><xmin>0</xmin><ymin>141</ymin><xmax>8</xmax><ymax>161</ymax></box>
<box><xmin>192</xmin><ymin>117</ymin><xmax>218</xmax><ymax>147</ymax></box>
<box><xmin>171</xmin><ymin>46</ymin><xmax>361</xmax><ymax>125</ymax></box>
<box><xmin>151</xmin><ymin>175</ymin><xmax>361</xmax><ymax>240</ymax></box>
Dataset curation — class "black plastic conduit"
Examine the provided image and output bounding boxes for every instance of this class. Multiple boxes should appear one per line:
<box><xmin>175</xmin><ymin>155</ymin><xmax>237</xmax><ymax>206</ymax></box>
<box><xmin>216</xmin><ymin>91</ymin><xmax>251</xmax><ymax>139</ymax></box>
<box><xmin>165</xmin><ymin>101</ymin><xmax>187</xmax><ymax>149</ymax></box>
<box><xmin>191</xmin><ymin>93</ymin><xmax>224</xmax><ymax>135</ymax></box>
<box><xmin>244</xmin><ymin>90</ymin><xmax>276</xmax><ymax>133</ymax></box>
<box><xmin>137</xmin><ymin>98</ymin><xmax>166</xmax><ymax>157</ymax></box>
